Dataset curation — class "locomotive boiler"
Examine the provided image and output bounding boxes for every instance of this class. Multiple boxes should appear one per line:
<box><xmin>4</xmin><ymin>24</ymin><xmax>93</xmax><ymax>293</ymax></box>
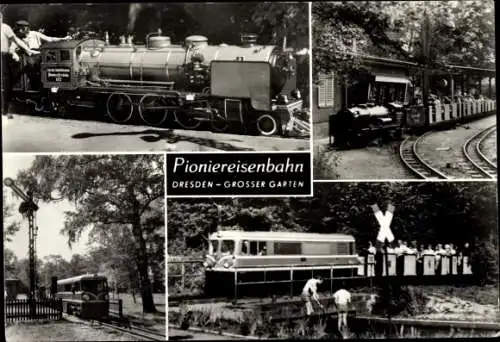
<box><xmin>14</xmin><ymin>32</ymin><xmax>306</xmax><ymax>136</ymax></box>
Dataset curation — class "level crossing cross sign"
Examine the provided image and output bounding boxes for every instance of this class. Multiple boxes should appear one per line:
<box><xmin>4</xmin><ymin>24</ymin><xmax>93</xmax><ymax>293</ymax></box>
<box><xmin>371</xmin><ymin>203</ymin><xmax>395</xmax><ymax>243</ymax></box>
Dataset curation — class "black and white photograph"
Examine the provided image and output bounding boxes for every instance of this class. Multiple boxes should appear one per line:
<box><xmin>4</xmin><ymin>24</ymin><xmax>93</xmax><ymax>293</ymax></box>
<box><xmin>1</xmin><ymin>3</ymin><xmax>310</xmax><ymax>153</ymax></box>
<box><xmin>312</xmin><ymin>1</ymin><xmax>496</xmax><ymax>180</ymax></box>
<box><xmin>3</xmin><ymin>154</ymin><xmax>166</xmax><ymax>341</ymax></box>
<box><xmin>166</xmin><ymin>181</ymin><xmax>499</xmax><ymax>339</ymax></box>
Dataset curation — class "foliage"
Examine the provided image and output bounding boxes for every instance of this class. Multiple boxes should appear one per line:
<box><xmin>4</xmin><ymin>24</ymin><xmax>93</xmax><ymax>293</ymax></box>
<box><xmin>13</xmin><ymin>155</ymin><xmax>164</xmax><ymax>313</ymax></box>
<box><xmin>2</xmin><ymin>3</ymin><xmax>308</xmax><ymax>48</ymax></box>
<box><xmin>168</xmin><ymin>182</ymin><xmax>498</xmax><ymax>283</ymax></box>
<box><xmin>313</xmin><ymin>1</ymin><xmax>495</xmax><ymax>80</ymax></box>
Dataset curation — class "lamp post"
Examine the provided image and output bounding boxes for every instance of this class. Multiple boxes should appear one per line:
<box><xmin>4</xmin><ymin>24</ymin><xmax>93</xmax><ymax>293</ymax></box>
<box><xmin>4</xmin><ymin>177</ymin><xmax>39</xmax><ymax>318</ymax></box>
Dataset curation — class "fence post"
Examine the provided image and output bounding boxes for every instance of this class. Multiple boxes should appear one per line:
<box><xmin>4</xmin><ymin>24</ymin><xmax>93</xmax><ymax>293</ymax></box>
<box><xmin>59</xmin><ymin>298</ymin><xmax>63</xmax><ymax>320</ymax></box>
<box><xmin>119</xmin><ymin>299</ymin><xmax>123</xmax><ymax>318</ymax></box>
<box><xmin>181</xmin><ymin>263</ymin><xmax>185</xmax><ymax>292</ymax></box>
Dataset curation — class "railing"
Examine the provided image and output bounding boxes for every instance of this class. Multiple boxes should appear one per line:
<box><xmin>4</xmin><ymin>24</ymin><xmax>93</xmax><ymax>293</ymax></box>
<box><xmin>358</xmin><ymin>254</ymin><xmax>473</xmax><ymax>277</ymax></box>
<box><xmin>168</xmin><ymin>257</ymin><xmax>205</xmax><ymax>295</ymax></box>
<box><xmin>428</xmin><ymin>99</ymin><xmax>496</xmax><ymax>125</ymax></box>
<box><xmin>5</xmin><ymin>298</ymin><xmax>63</xmax><ymax>321</ymax></box>
<box><xmin>109</xmin><ymin>298</ymin><xmax>123</xmax><ymax>318</ymax></box>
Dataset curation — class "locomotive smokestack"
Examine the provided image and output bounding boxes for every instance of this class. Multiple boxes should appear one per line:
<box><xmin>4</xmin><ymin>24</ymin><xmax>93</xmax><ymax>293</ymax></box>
<box><xmin>241</xmin><ymin>33</ymin><xmax>258</xmax><ymax>47</ymax></box>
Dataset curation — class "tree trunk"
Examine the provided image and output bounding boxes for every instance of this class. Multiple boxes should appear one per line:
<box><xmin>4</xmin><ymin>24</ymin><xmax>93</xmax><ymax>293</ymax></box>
<box><xmin>131</xmin><ymin>216</ymin><xmax>157</xmax><ymax>313</ymax></box>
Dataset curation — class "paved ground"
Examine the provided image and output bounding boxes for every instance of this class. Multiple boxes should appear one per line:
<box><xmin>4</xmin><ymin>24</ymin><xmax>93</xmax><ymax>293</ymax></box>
<box><xmin>416</xmin><ymin>115</ymin><xmax>496</xmax><ymax>178</ymax></box>
<box><xmin>2</xmin><ymin>113</ymin><xmax>310</xmax><ymax>153</ymax></box>
<box><xmin>313</xmin><ymin>114</ymin><xmax>497</xmax><ymax>180</ymax></box>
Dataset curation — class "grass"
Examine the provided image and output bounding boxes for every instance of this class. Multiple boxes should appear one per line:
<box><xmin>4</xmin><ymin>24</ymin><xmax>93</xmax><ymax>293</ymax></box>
<box><xmin>312</xmin><ymin>144</ymin><xmax>341</xmax><ymax>180</ymax></box>
<box><xmin>112</xmin><ymin>292</ymin><xmax>165</xmax><ymax>330</ymax></box>
<box><xmin>5</xmin><ymin>321</ymin><xmax>135</xmax><ymax>341</ymax></box>
<box><xmin>421</xmin><ymin>284</ymin><xmax>499</xmax><ymax>306</ymax></box>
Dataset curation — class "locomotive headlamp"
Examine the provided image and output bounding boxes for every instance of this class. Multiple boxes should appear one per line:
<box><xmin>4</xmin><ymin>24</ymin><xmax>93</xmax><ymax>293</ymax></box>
<box><xmin>82</xmin><ymin>293</ymin><xmax>90</xmax><ymax>301</ymax></box>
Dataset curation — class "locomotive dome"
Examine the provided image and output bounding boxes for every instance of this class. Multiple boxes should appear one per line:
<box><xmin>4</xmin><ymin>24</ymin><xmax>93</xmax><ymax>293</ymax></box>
<box><xmin>148</xmin><ymin>36</ymin><xmax>171</xmax><ymax>48</ymax></box>
<box><xmin>185</xmin><ymin>35</ymin><xmax>209</xmax><ymax>48</ymax></box>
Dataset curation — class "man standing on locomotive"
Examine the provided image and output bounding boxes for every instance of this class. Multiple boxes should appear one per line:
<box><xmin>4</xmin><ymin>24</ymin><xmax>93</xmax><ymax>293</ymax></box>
<box><xmin>302</xmin><ymin>275</ymin><xmax>324</xmax><ymax>316</ymax></box>
<box><xmin>10</xmin><ymin>20</ymin><xmax>71</xmax><ymax>90</ymax></box>
<box><xmin>1</xmin><ymin>12</ymin><xmax>39</xmax><ymax>117</ymax></box>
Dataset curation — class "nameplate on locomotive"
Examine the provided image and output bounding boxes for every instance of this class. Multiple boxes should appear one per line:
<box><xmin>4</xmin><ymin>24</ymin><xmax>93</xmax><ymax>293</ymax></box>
<box><xmin>167</xmin><ymin>152</ymin><xmax>312</xmax><ymax>196</ymax></box>
<box><xmin>46</xmin><ymin>67</ymin><xmax>71</xmax><ymax>82</ymax></box>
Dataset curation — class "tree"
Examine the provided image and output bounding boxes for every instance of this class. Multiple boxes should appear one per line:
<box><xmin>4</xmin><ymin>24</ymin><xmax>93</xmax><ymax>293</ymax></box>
<box><xmin>16</xmin><ymin>155</ymin><xmax>164</xmax><ymax>313</ymax></box>
<box><xmin>312</xmin><ymin>1</ymin><xmax>495</xmax><ymax>80</ymax></box>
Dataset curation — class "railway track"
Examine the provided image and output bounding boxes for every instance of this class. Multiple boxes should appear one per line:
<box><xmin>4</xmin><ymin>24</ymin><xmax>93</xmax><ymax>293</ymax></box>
<box><xmin>462</xmin><ymin>125</ymin><xmax>497</xmax><ymax>179</ymax></box>
<box><xmin>399</xmin><ymin>132</ymin><xmax>450</xmax><ymax>179</ymax></box>
<box><xmin>97</xmin><ymin>321</ymin><xmax>166</xmax><ymax>341</ymax></box>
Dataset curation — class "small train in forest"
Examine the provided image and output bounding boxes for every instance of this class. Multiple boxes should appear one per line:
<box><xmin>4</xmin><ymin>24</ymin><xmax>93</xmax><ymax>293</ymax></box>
<box><xmin>11</xmin><ymin>32</ymin><xmax>309</xmax><ymax>136</ymax></box>
<box><xmin>202</xmin><ymin>230</ymin><xmax>475</xmax><ymax>298</ymax></box>
<box><xmin>52</xmin><ymin>274</ymin><xmax>110</xmax><ymax>319</ymax></box>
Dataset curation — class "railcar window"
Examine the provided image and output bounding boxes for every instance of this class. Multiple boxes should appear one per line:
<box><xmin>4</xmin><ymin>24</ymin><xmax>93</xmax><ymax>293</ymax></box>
<box><xmin>60</xmin><ymin>50</ymin><xmax>70</xmax><ymax>61</ymax></box>
<box><xmin>82</xmin><ymin>280</ymin><xmax>107</xmax><ymax>294</ymax></box>
<box><xmin>249</xmin><ymin>241</ymin><xmax>267</xmax><ymax>255</ymax></box>
<box><xmin>45</xmin><ymin>50</ymin><xmax>57</xmax><ymax>63</ymax></box>
<box><xmin>274</xmin><ymin>242</ymin><xmax>301</xmax><ymax>255</ymax></box>
<box><xmin>241</xmin><ymin>240</ymin><xmax>249</xmax><ymax>255</ymax></box>
<box><xmin>64</xmin><ymin>284</ymin><xmax>72</xmax><ymax>291</ymax></box>
<box><xmin>221</xmin><ymin>240</ymin><xmax>235</xmax><ymax>255</ymax></box>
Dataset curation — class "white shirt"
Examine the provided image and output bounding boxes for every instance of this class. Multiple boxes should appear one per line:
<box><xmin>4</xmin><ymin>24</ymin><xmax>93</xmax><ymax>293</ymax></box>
<box><xmin>368</xmin><ymin>246</ymin><xmax>376</xmax><ymax>254</ymax></box>
<box><xmin>333</xmin><ymin>289</ymin><xmax>351</xmax><ymax>306</ymax></box>
<box><xmin>302</xmin><ymin>278</ymin><xmax>321</xmax><ymax>296</ymax></box>
<box><xmin>1</xmin><ymin>23</ymin><xmax>15</xmax><ymax>53</ymax></box>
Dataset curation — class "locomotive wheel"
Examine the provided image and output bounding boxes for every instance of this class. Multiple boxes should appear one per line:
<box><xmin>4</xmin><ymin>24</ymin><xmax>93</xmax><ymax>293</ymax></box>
<box><xmin>210</xmin><ymin>118</ymin><xmax>229</xmax><ymax>133</ymax></box>
<box><xmin>138</xmin><ymin>94</ymin><xmax>168</xmax><ymax>127</ymax></box>
<box><xmin>256</xmin><ymin>114</ymin><xmax>278</xmax><ymax>136</ymax></box>
<box><xmin>106</xmin><ymin>93</ymin><xmax>134</xmax><ymax>124</ymax></box>
<box><xmin>174</xmin><ymin>110</ymin><xmax>202</xmax><ymax>130</ymax></box>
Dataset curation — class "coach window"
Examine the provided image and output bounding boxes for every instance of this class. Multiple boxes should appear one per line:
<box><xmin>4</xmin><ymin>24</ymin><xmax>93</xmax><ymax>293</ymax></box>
<box><xmin>274</xmin><ymin>242</ymin><xmax>301</xmax><ymax>255</ymax></box>
<box><xmin>249</xmin><ymin>241</ymin><xmax>266</xmax><ymax>255</ymax></box>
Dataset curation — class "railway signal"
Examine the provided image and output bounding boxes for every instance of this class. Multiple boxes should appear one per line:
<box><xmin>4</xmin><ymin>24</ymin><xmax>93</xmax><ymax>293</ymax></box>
<box><xmin>4</xmin><ymin>177</ymin><xmax>39</xmax><ymax>318</ymax></box>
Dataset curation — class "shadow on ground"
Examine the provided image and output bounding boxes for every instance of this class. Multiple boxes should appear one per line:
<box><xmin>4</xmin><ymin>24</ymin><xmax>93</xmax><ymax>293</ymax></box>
<box><xmin>72</xmin><ymin>129</ymin><xmax>254</xmax><ymax>151</ymax></box>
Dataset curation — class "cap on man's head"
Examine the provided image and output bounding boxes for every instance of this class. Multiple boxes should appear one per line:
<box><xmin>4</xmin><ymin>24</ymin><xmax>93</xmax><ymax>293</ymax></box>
<box><xmin>16</xmin><ymin>20</ymin><xmax>30</xmax><ymax>27</ymax></box>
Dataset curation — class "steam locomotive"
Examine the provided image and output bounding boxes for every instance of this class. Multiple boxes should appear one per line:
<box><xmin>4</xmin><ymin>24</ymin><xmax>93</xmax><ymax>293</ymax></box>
<box><xmin>12</xmin><ymin>32</ymin><xmax>307</xmax><ymax>136</ymax></box>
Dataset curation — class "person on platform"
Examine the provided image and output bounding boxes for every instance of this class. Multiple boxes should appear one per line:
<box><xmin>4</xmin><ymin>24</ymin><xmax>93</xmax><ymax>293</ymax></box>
<box><xmin>302</xmin><ymin>275</ymin><xmax>324</xmax><ymax>316</ymax></box>
<box><xmin>1</xmin><ymin>12</ymin><xmax>39</xmax><ymax>117</ymax></box>
<box><xmin>367</xmin><ymin>241</ymin><xmax>377</xmax><ymax>255</ymax></box>
<box><xmin>333</xmin><ymin>285</ymin><xmax>352</xmax><ymax>332</ymax></box>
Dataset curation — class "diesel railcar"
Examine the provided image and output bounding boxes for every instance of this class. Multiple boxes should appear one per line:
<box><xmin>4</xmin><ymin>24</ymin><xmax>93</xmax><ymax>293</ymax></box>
<box><xmin>12</xmin><ymin>33</ymin><xmax>307</xmax><ymax>136</ymax></box>
<box><xmin>203</xmin><ymin>230</ymin><xmax>361</xmax><ymax>297</ymax></box>
<box><xmin>55</xmin><ymin>274</ymin><xmax>109</xmax><ymax>319</ymax></box>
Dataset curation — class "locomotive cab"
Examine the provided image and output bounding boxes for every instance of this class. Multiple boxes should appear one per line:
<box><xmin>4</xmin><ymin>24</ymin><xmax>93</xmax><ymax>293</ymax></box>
<box><xmin>41</xmin><ymin>39</ymin><xmax>106</xmax><ymax>91</ymax></box>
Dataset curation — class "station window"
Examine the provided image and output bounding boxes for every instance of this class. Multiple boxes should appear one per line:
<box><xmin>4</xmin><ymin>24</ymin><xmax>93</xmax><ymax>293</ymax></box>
<box><xmin>60</xmin><ymin>50</ymin><xmax>70</xmax><ymax>61</ymax></box>
<box><xmin>318</xmin><ymin>73</ymin><xmax>335</xmax><ymax>108</ymax></box>
<box><xmin>274</xmin><ymin>242</ymin><xmax>301</xmax><ymax>255</ymax></box>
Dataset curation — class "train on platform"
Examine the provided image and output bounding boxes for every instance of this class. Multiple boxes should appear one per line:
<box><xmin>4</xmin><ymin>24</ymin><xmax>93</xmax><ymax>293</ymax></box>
<box><xmin>52</xmin><ymin>273</ymin><xmax>110</xmax><ymax>319</ymax></box>
<box><xmin>325</xmin><ymin>56</ymin><xmax>496</xmax><ymax>147</ymax></box>
<box><xmin>202</xmin><ymin>231</ymin><xmax>474</xmax><ymax>298</ymax></box>
<box><xmin>11</xmin><ymin>32</ymin><xmax>309</xmax><ymax>136</ymax></box>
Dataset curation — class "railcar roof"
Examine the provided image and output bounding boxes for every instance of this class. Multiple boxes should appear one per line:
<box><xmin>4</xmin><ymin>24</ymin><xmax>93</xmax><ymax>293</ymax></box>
<box><xmin>42</xmin><ymin>38</ymin><xmax>105</xmax><ymax>50</ymax></box>
<box><xmin>57</xmin><ymin>273</ymin><xmax>107</xmax><ymax>285</ymax></box>
<box><xmin>209</xmin><ymin>230</ymin><xmax>355</xmax><ymax>241</ymax></box>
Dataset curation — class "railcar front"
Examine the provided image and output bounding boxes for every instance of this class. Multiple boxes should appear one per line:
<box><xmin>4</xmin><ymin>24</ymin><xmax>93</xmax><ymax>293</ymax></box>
<box><xmin>56</xmin><ymin>274</ymin><xmax>110</xmax><ymax>319</ymax></box>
